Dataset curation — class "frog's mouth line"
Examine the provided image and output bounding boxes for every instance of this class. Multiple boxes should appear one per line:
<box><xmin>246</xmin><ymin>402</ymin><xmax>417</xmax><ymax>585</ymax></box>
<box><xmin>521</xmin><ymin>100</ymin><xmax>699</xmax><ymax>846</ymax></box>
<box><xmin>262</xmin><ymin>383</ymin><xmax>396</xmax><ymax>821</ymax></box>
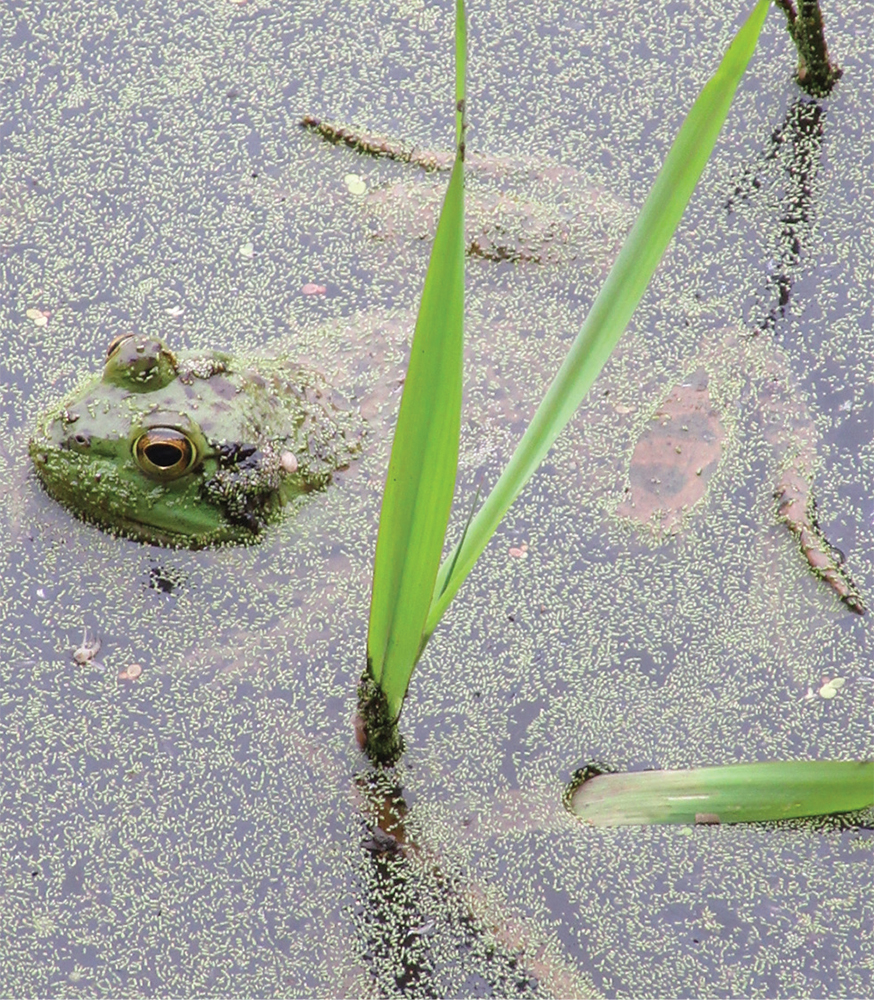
<box><xmin>92</xmin><ymin>504</ymin><xmax>247</xmax><ymax>549</ymax></box>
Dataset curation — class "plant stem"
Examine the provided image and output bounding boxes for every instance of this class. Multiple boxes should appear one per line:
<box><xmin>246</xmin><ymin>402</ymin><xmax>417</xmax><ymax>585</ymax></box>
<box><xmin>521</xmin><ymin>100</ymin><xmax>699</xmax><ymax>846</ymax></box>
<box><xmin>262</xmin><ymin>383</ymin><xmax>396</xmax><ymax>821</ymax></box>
<box><xmin>355</xmin><ymin>672</ymin><xmax>405</xmax><ymax>764</ymax></box>
<box><xmin>774</xmin><ymin>0</ymin><xmax>842</xmax><ymax>96</ymax></box>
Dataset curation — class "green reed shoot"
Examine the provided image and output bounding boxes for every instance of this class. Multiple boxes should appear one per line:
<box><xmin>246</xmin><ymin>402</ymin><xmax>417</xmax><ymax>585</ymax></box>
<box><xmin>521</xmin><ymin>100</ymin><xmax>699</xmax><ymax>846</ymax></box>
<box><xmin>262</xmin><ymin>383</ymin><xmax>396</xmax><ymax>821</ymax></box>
<box><xmin>366</xmin><ymin>0</ymin><xmax>466</xmax><ymax>720</ymax></box>
<box><xmin>367</xmin><ymin>0</ymin><xmax>772</xmax><ymax>725</ymax></box>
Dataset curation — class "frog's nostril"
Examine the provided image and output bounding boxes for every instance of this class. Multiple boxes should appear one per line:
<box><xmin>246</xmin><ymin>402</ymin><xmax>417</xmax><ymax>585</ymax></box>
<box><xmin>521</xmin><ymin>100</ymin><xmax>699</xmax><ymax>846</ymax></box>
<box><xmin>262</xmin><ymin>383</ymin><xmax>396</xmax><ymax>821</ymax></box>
<box><xmin>73</xmin><ymin>432</ymin><xmax>90</xmax><ymax>447</ymax></box>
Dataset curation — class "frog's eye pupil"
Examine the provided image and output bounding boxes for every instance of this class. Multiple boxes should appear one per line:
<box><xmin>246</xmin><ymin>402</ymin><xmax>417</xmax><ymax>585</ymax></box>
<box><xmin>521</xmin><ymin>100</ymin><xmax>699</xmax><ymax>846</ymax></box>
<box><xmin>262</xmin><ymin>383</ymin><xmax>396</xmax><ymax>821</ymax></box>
<box><xmin>145</xmin><ymin>442</ymin><xmax>183</xmax><ymax>467</ymax></box>
<box><xmin>134</xmin><ymin>430</ymin><xmax>197</xmax><ymax>480</ymax></box>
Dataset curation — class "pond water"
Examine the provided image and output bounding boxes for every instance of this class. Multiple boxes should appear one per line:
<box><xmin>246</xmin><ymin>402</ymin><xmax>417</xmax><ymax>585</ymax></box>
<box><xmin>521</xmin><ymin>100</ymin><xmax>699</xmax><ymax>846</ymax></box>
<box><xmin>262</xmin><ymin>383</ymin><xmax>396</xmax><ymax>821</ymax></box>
<box><xmin>1</xmin><ymin>1</ymin><xmax>872</xmax><ymax>996</ymax></box>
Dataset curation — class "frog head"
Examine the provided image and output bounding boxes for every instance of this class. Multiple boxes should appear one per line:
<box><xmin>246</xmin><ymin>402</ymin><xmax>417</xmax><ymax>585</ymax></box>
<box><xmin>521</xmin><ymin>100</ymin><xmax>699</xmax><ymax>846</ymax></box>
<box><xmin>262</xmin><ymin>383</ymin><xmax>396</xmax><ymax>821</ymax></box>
<box><xmin>29</xmin><ymin>334</ymin><xmax>326</xmax><ymax>547</ymax></box>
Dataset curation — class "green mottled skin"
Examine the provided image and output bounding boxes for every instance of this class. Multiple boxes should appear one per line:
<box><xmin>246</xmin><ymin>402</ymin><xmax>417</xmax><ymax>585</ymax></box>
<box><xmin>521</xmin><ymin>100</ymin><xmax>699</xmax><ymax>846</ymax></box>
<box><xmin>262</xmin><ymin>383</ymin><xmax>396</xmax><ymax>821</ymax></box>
<box><xmin>29</xmin><ymin>334</ymin><xmax>363</xmax><ymax>547</ymax></box>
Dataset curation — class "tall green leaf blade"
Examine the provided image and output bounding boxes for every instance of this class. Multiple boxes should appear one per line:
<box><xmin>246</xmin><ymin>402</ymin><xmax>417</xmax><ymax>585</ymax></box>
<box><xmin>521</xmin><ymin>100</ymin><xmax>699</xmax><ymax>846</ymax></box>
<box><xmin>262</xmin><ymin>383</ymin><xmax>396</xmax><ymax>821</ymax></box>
<box><xmin>568</xmin><ymin>760</ymin><xmax>874</xmax><ymax>826</ymax></box>
<box><xmin>455</xmin><ymin>0</ymin><xmax>467</xmax><ymax>150</ymax></box>
<box><xmin>427</xmin><ymin>0</ymin><xmax>771</xmax><ymax>637</ymax></box>
<box><xmin>366</xmin><ymin>155</ymin><xmax>465</xmax><ymax>719</ymax></box>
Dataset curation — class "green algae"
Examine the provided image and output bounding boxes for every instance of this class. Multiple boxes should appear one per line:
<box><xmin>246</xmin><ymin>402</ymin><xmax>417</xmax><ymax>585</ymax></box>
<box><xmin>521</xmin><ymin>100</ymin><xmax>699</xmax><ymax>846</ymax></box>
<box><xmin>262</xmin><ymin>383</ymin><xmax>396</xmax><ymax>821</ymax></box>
<box><xmin>1</xmin><ymin>0</ymin><xmax>873</xmax><ymax>996</ymax></box>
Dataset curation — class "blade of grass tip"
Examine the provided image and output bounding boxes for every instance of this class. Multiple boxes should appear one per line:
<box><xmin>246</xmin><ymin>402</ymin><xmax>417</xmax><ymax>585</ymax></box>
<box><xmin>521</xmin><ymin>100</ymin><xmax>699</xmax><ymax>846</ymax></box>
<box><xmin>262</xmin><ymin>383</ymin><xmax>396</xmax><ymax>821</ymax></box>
<box><xmin>568</xmin><ymin>760</ymin><xmax>874</xmax><ymax>826</ymax></box>
<box><xmin>366</xmin><ymin>0</ymin><xmax>467</xmax><ymax>720</ymax></box>
<box><xmin>455</xmin><ymin>0</ymin><xmax>467</xmax><ymax>151</ymax></box>
<box><xmin>423</xmin><ymin>0</ymin><xmax>771</xmax><ymax>641</ymax></box>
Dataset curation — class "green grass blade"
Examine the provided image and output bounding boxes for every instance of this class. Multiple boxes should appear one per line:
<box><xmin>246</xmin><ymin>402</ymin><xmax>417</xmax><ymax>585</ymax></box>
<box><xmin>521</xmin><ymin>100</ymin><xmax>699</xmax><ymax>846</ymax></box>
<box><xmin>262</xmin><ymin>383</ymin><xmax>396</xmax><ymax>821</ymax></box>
<box><xmin>455</xmin><ymin>0</ymin><xmax>467</xmax><ymax>150</ymax></box>
<box><xmin>366</xmin><ymin>156</ymin><xmax>464</xmax><ymax>719</ymax></box>
<box><xmin>427</xmin><ymin>0</ymin><xmax>771</xmax><ymax>637</ymax></box>
<box><xmin>366</xmin><ymin>0</ymin><xmax>467</xmax><ymax>720</ymax></box>
<box><xmin>568</xmin><ymin>760</ymin><xmax>874</xmax><ymax>826</ymax></box>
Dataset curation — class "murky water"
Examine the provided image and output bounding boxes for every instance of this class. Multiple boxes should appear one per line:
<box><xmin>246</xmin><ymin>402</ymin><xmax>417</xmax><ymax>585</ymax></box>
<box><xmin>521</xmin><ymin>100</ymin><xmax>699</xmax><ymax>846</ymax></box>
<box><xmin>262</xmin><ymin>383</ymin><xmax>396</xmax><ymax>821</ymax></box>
<box><xmin>1</xmin><ymin>1</ymin><xmax>872</xmax><ymax>996</ymax></box>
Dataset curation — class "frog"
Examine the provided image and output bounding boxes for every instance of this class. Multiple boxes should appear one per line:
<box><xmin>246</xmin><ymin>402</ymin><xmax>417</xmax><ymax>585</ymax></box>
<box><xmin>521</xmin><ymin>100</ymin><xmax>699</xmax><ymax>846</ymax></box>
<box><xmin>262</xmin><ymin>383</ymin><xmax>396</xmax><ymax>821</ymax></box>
<box><xmin>28</xmin><ymin>332</ymin><xmax>363</xmax><ymax>548</ymax></box>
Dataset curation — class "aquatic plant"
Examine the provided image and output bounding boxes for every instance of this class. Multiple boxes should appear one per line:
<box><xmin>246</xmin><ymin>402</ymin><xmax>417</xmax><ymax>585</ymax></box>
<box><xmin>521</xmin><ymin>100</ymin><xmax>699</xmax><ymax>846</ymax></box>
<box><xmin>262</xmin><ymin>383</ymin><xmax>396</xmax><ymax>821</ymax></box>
<box><xmin>568</xmin><ymin>760</ymin><xmax>874</xmax><ymax>826</ymax></box>
<box><xmin>362</xmin><ymin>0</ymin><xmax>871</xmax><ymax>825</ymax></box>
<box><xmin>365</xmin><ymin>0</ymin><xmax>466</xmax><ymax>736</ymax></box>
<box><xmin>363</xmin><ymin>0</ymin><xmax>768</xmax><ymax>746</ymax></box>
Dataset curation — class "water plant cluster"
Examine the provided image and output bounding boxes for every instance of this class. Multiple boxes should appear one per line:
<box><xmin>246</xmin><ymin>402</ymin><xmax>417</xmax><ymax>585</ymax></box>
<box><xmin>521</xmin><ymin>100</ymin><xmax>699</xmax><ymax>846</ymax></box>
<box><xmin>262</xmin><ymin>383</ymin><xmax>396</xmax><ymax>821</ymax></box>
<box><xmin>360</xmin><ymin>0</ymin><xmax>872</xmax><ymax>824</ymax></box>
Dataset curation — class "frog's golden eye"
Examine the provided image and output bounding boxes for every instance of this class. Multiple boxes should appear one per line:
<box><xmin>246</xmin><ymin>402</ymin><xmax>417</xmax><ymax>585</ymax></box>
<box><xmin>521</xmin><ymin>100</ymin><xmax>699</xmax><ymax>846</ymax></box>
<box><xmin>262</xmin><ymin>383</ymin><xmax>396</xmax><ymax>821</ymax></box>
<box><xmin>107</xmin><ymin>333</ymin><xmax>135</xmax><ymax>358</ymax></box>
<box><xmin>133</xmin><ymin>429</ymin><xmax>197</xmax><ymax>480</ymax></box>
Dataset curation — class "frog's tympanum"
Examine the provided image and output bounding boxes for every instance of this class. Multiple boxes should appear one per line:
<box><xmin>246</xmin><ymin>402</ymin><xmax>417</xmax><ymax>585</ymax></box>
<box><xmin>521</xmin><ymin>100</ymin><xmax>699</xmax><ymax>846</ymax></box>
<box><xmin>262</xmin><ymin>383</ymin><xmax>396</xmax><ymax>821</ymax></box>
<box><xmin>29</xmin><ymin>334</ymin><xmax>363</xmax><ymax>547</ymax></box>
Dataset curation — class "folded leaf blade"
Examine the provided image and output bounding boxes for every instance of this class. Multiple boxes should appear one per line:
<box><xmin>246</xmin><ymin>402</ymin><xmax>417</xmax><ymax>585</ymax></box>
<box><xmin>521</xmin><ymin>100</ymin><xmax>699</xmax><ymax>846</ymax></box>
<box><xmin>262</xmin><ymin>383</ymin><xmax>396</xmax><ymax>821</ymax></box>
<box><xmin>366</xmin><ymin>156</ymin><xmax>465</xmax><ymax>719</ymax></box>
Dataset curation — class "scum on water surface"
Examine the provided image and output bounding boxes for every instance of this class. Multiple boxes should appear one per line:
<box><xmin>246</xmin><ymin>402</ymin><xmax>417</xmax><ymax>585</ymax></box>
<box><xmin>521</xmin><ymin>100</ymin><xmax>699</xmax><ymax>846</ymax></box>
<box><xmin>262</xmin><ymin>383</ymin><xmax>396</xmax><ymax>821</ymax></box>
<box><xmin>1</xmin><ymin>0</ymin><xmax>872</xmax><ymax>996</ymax></box>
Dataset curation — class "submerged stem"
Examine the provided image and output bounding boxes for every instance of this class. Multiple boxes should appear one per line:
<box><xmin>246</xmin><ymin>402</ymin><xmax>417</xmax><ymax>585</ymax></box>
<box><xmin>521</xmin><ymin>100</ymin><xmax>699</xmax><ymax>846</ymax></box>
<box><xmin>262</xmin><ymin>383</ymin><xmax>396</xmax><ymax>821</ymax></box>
<box><xmin>355</xmin><ymin>672</ymin><xmax>405</xmax><ymax>765</ymax></box>
<box><xmin>774</xmin><ymin>0</ymin><xmax>842</xmax><ymax>96</ymax></box>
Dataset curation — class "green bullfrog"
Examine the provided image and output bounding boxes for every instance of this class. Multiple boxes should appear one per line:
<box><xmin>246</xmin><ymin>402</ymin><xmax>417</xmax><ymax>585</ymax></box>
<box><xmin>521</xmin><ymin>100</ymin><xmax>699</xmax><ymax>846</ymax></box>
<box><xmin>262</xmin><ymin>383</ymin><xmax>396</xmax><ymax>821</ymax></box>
<box><xmin>29</xmin><ymin>332</ymin><xmax>363</xmax><ymax>547</ymax></box>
